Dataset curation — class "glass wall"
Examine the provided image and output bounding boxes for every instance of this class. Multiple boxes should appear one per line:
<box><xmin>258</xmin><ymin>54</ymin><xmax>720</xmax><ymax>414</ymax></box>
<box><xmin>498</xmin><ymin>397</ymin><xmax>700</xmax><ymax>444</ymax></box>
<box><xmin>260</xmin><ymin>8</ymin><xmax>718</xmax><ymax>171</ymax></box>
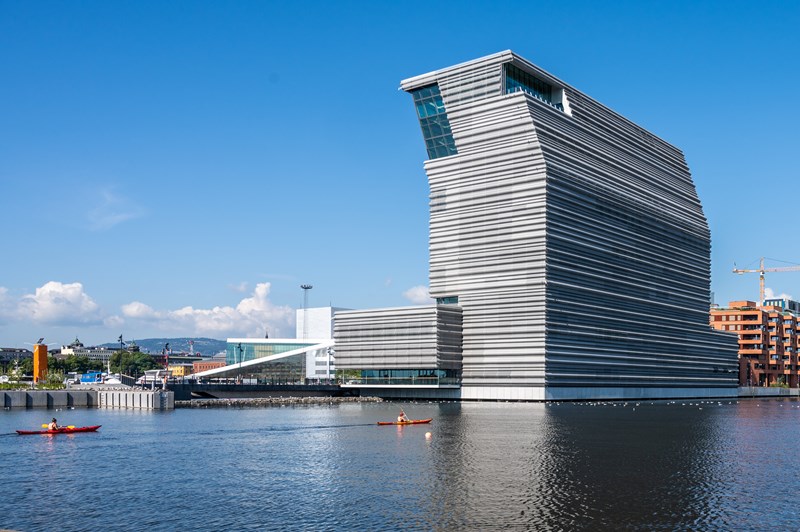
<box><xmin>352</xmin><ymin>369</ymin><xmax>460</xmax><ymax>386</ymax></box>
<box><xmin>223</xmin><ymin>342</ymin><xmax>315</xmax><ymax>384</ymax></box>
<box><xmin>505</xmin><ymin>64</ymin><xmax>562</xmax><ymax>110</ymax></box>
<box><xmin>247</xmin><ymin>353</ymin><xmax>305</xmax><ymax>384</ymax></box>
<box><xmin>411</xmin><ymin>84</ymin><xmax>457</xmax><ymax>160</ymax></box>
<box><xmin>226</xmin><ymin>342</ymin><xmax>314</xmax><ymax>365</ymax></box>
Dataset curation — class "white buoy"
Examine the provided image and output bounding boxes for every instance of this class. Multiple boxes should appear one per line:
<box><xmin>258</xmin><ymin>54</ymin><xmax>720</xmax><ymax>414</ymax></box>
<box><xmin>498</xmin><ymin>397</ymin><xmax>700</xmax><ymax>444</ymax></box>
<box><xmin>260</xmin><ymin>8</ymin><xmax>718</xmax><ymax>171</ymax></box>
<box><xmin>425</xmin><ymin>432</ymin><xmax>432</xmax><ymax>439</ymax></box>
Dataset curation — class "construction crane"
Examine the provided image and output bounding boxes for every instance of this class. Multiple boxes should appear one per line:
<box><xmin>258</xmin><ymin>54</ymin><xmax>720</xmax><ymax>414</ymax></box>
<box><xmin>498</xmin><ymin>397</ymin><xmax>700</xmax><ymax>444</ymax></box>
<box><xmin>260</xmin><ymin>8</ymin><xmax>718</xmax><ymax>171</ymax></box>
<box><xmin>733</xmin><ymin>257</ymin><xmax>800</xmax><ymax>306</ymax></box>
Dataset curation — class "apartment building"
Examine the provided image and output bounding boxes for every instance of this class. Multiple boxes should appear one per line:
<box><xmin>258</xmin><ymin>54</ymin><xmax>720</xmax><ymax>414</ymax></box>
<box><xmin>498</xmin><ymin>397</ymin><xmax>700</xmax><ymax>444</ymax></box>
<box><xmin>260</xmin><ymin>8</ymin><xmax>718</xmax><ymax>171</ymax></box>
<box><xmin>710</xmin><ymin>299</ymin><xmax>800</xmax><ymax>387</ymax></box>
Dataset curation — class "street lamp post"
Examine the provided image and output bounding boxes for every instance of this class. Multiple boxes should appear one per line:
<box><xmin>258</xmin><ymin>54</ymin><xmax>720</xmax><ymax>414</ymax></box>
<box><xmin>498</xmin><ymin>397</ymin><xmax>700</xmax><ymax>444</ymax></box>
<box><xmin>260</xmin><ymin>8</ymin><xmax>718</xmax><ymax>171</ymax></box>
<box><xmin>301</xmin><ymin>284</ymin><xmax>313</xmax><ymax>339</ymax></box>
<box><xmin>237</xmin><ymin>342</ymin><xmax>244</xmax><ymax>384</ymax></box>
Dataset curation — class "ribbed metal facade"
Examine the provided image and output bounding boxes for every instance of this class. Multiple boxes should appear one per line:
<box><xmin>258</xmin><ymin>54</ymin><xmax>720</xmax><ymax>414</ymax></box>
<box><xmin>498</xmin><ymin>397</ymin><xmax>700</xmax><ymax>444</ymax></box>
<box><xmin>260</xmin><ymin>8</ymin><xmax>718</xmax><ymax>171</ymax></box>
<box><xmin>400</xmin><ymin>51</ymin><xmax>738</xmax><ymax>400</ymax></box>
<box><xmin>334</xmin><ymin>305</ymin><xmax>462</xmax><ymax>370</ymax></box>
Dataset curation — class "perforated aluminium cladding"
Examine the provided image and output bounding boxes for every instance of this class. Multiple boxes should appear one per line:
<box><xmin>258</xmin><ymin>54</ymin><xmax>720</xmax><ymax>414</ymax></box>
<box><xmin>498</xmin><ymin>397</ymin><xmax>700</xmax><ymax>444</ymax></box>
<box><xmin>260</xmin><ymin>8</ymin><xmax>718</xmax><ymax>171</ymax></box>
<box><xmin>401</xmin><ymin>51</ymin><xmax>738</xmax><ymax>392</ymax></box>
<box><xmin>333</xmin><ymin>305</ymin><xmax>462</xmax><ymax>371</ymax></box>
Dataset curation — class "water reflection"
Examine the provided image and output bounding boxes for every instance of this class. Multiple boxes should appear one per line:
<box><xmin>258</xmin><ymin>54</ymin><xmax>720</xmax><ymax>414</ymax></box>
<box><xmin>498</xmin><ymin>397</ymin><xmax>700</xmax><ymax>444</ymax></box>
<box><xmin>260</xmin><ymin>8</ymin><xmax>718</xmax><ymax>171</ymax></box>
<box><xmin>422</xmin><ymin>400</ymin><xmax>800</xmax><ymax>531</ymax></box>
<box><xmin>4</xmin><ymin>400</ymin><xmax>800</xmax><ymax>530</ymax></box>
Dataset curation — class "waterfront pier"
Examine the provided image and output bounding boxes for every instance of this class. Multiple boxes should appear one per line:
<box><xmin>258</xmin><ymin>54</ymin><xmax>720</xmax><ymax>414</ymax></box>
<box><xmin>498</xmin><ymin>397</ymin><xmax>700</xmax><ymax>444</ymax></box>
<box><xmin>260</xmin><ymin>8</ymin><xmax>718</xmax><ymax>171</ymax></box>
<box><xmin>2</xmin><ymin>389</ymin><xmax>174</xmax><ymax>410</ymax></box>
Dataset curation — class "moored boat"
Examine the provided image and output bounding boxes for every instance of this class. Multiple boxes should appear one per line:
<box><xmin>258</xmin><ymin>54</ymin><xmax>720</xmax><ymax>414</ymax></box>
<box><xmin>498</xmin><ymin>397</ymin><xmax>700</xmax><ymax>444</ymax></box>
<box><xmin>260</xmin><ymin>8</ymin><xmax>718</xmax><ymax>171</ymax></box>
<box><xmin>376</xmin><ymin>418</ymin><xmax>432</xmax><ymax>426</ymax></box>
<box><xmin>16</xmin><ymin>425</ymin><xmax>102</xmax><ymax>435</ymax></box>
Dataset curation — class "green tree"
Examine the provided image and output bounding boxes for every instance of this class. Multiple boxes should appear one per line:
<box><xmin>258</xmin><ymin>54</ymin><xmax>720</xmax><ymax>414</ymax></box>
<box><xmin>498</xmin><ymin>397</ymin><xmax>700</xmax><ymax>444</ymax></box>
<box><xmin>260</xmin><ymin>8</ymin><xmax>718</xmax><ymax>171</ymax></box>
<box><xmin>110</xmin><ymin>350</ymin><xmax>159</xmax><ymax>376</ymax></box>
<box><xmin>46</xmin><ymin>355</ymin><xmax>101</xmax><ymax>375</ymax></box>
<box><xmin>48</xmin><ymin>355</ymin><xmax>64</xmax><ymax>373</ymax></box>
<box><xmin>62</xmin><ymin>355</ymin><xmax>103</xmax><ymax>373</ymax></box>
<box><xmin>18</xmin><ymin>357</ymin><xmax>33</xmax><ymax>376</ymax></box>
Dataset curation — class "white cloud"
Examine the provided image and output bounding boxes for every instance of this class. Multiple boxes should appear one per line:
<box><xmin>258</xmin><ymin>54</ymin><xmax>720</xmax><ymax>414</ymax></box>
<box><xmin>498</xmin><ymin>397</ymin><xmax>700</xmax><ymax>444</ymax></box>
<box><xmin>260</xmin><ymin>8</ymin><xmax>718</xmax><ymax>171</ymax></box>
<box><xmin>121</xmin><ymin>301</ymin><xmax>158</xmax><ymax>319</ymax></box>
<box><xmin>2</xmin><ymin>280</ymin><xmax>294</xmax><ymax>343</ymax></box>
<box><xmin>118</xmin><ymin>282</ymin><xmax>295</xmax><ymax>338</ymax></box>
<box><xmin>87</xmin><ymin>187</ymin><xmax>146</xmax><ymax>230</ymax></box>
<box><xmin>103</xmin><ymin>315</ymin><xmax>124</xmax><ymax>328</ymax></box>
<box><xmin>403</xmin><ymin>285</ymin><xmax>433</xmax><ymax>304</ymax></box>
<box><xmin>764</xmin><ymin>287</ymin><xmax>793</xmax><ymax>301</ymax></box>
<box><xmin>229</xmin><ymin>281</ymin><xmax>249</xmax><ymax>293</ymax></box>
<box><xmin>17</xmin><ymin>281</ymin><xmax>104</xmax><ymax>325</ymax></box>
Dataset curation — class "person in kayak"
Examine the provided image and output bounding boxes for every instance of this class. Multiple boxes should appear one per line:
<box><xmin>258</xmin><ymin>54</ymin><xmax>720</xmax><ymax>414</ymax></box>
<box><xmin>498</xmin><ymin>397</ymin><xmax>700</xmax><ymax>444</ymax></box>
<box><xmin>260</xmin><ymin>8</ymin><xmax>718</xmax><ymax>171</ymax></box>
<box><xmin>48</xmin><ymin>418</ymin><xmax>60</xmax><ymax>430</ymax></box>
<box><xmin>397</xmin><ymin>410</ymin><xmax>409</xmax><ymax>423</ymax></box>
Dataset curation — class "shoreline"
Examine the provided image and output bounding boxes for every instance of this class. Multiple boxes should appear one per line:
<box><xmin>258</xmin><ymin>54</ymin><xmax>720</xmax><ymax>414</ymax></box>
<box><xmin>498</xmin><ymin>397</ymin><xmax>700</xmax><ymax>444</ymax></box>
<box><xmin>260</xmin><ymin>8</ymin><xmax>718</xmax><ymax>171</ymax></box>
<box><xmin>175</xmin><ymin>396</ymin><xmax>384</xmax><ymax>408</ymax></box>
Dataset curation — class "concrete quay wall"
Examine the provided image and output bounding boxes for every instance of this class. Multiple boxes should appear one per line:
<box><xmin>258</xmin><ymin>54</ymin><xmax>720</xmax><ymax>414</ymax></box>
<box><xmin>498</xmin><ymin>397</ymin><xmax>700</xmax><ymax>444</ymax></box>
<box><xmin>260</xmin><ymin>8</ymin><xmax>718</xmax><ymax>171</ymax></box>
<box><xmin>738</xmin><ymin>387</ymin><xmax>800</xmax><ymax>398</ymax></box>
<box><xmin>2</xmin><ymin>390</ymin><xmax>97</xmax><ymax>408</ymax></box>
<box><xmin>2</xmin><ymin>389</ymin><xmax>174</xmax><ymax>410</ymax></box>
<box><xmin>97</xmin><ymin>389</ymin><xmax>174</xmax><ymax>410</ymax></box>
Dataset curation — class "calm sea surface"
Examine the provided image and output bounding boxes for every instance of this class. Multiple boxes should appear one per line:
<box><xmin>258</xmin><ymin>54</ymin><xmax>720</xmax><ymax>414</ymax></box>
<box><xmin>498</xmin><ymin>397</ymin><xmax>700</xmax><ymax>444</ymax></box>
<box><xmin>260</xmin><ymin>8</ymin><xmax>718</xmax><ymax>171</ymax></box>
<box><xmin>2</xmin><ymin>398</ymin><xmax>800</xmax><ymax>531</ymax></box>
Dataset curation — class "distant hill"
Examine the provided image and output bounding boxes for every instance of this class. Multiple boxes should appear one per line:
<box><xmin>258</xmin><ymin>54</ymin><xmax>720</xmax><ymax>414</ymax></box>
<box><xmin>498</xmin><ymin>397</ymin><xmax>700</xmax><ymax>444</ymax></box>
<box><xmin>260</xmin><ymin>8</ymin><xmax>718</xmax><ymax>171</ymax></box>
<box><xmin>99</xmin><ymin>337</ymin><xmax>227</xmax><ymax>357</ymax></box>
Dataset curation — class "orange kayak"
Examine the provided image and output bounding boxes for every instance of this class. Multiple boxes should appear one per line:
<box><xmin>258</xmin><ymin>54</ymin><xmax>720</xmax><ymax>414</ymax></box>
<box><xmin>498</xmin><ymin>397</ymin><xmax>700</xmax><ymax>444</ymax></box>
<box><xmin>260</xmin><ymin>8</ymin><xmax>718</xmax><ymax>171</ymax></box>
<box><xmin>377</xmin><ymin>418</ymin><xmax>432</xmax><ymax>426</ymax></box>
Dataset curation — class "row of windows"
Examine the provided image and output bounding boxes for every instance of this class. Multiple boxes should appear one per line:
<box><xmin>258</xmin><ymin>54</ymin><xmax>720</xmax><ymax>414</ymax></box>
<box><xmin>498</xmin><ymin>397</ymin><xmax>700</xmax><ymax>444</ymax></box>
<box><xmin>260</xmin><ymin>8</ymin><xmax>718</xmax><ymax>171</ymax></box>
<box><xmin>505</xmin><ymin>64</ymin><xmax>562</xmax><ymax>110</ymax></box>
<box><xmin>765</xmin><ymin>299</ymin><xmax>800</xmax><ymax>312</ymax></box>
<box><xmin>351</xmin><ymin>368</ymin><xmax>461</xmax><ymax>386</ymax></box>
<box><xmin>717</xmin><ymin>312</ymin><xmax>799</xmax><ymax>321</ymax></box>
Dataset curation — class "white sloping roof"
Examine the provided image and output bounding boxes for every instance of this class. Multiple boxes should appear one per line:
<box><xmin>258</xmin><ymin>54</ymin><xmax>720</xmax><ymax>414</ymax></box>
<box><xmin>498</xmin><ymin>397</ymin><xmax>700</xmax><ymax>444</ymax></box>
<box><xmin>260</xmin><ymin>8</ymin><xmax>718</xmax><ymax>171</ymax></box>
<box><xmin>193</xmin><ymin>340</ymin><xmax>334</xmax><ymax>378</ymax></box>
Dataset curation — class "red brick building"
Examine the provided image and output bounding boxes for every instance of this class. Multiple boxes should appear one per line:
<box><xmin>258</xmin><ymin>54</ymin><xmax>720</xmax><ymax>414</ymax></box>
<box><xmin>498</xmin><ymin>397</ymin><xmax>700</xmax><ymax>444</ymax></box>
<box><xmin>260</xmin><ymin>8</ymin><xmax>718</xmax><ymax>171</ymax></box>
<box><xmin>710</xmin><ymin>299</ymin><xmax>800</xmax><ymax>387</ymax></box>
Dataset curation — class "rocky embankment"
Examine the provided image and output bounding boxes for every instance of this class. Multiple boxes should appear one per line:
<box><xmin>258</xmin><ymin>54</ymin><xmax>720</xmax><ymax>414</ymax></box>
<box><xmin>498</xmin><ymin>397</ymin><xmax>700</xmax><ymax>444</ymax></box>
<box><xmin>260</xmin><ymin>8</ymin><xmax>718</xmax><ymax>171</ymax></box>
<box><xmin>175</xmin><ymin>396</ymin><xmax>383</xmax><ymax>408</ymax></box>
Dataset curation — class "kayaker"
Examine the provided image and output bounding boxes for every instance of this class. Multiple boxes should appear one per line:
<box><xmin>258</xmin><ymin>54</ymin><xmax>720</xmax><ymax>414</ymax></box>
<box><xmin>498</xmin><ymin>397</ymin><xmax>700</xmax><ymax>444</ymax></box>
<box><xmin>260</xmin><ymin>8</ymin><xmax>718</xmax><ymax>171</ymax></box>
<box><xmin>397</xmin><ymin>410</ymin><xmax>409</xmax><ymax>423</ymax></box>
<box><xmin>48</xmin><ymin>418</ymin><xmax>60</xmax><ymax>430</ymax></box>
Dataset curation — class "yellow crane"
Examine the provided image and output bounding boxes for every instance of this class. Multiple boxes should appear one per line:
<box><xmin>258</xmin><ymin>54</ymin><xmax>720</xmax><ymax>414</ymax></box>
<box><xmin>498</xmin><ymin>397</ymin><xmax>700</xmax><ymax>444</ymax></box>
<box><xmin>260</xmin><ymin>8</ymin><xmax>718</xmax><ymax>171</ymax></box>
<box><xmin>733</xmin><ymin>257</ymin><xmax>800</xmax><ymax>306</ymax></box>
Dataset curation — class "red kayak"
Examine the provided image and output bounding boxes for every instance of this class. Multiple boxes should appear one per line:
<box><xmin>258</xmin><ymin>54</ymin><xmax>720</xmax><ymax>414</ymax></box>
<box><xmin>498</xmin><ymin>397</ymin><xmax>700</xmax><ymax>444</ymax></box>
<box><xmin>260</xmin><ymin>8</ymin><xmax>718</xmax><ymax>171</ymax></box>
<box><xmin>377</xmin><ymin>418</ymin><xmax>432</xmax><ymax>426</ymax></box>
<box><xmin>16</xmin><ymin>425</ymin><xmax>101</xmax><ymax>435</ymax></box>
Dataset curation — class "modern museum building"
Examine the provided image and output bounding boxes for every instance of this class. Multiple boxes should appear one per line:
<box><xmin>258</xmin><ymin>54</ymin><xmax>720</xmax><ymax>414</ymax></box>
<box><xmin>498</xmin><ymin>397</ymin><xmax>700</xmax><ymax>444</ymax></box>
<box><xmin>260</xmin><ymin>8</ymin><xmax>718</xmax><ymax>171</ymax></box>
<box><xmin>333</xmin><ymin>51</ymin><xmax>738</xmax><ymax>401</ymax></box>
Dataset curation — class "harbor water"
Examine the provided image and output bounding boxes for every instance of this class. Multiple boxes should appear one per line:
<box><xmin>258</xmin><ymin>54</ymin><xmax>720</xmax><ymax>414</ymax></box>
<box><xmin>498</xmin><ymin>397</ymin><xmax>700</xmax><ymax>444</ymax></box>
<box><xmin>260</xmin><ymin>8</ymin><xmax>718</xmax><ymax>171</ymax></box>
<box><xmin>2</xmin><ymin>398</ymin><xmax>799</xmax><ymax>531</ymax></box>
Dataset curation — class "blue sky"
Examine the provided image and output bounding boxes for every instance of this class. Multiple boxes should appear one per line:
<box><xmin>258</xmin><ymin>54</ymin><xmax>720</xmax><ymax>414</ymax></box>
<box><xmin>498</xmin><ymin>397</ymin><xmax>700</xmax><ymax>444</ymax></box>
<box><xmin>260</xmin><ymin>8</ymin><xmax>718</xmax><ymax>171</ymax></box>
<box><xmin>2</xmin><ymin>1</ymin><xmax>799</xmax><ymax>347</ymax></box>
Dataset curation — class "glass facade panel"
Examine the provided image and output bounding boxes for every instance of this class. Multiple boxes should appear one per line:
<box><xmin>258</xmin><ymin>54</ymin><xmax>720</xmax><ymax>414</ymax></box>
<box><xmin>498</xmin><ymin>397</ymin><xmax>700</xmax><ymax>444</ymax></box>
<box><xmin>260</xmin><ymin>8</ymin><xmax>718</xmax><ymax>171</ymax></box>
<box><xmin>505</xmin><ymin>64</ymin><xmax>563</xmax><ymax>111</ymax></box>
<box><xmin>227</xmin><ymin>342</ymin><xmax>315</xmax><ymax>364</ymax></box>
<box><xmin>353</xmin><ymin>369</ymin><xmax>461</xmax><ymax>386</ymax></box>
<box><xmin>410</xmin><ymin>84</ymin><xmax>457</xmax><ymax>160</ymax></box>
<box><xmin>223</xmin><ymin>341</ymin><xmax>318</xmax><ymax>384</ymax></box>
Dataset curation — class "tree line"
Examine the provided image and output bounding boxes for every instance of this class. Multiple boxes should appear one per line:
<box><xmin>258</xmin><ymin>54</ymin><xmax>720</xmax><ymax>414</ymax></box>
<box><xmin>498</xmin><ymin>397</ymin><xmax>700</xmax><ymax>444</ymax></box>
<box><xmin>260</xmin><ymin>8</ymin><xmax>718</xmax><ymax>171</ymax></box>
<box><xmin>7</xmin><ymin>350</ymin><xmax>161</xmax><ymax>377</ymax></box>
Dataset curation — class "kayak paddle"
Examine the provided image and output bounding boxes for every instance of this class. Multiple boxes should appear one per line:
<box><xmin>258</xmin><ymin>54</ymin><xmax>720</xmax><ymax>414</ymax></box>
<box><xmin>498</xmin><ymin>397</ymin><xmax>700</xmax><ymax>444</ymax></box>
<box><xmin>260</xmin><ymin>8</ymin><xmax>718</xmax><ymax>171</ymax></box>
<box><xmin>41</xmin><ymin>424</ymin><xmax>75</xmax><ymax>429</ymax></box>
